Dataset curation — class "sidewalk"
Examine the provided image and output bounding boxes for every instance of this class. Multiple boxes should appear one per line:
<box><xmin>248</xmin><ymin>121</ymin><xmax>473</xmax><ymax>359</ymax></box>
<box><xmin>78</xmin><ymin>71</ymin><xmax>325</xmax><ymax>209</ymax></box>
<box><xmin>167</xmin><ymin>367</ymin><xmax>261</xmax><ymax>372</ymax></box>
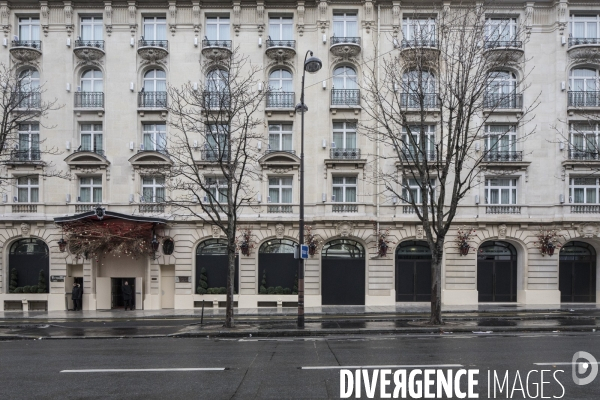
<box><xmin>1</xmin><ymin>303</ymin><xmax>599</xmax><ymax>320</ymax></box>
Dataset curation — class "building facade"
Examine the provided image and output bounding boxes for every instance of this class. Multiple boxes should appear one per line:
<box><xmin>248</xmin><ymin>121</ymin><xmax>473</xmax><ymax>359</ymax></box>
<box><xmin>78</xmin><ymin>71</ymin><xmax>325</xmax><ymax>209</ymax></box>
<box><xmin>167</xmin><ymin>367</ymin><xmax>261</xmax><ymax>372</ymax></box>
<box><xmin>0</xmin><ymin>0</ymin><xmax>599</xmax><ymax>311</ymax></box>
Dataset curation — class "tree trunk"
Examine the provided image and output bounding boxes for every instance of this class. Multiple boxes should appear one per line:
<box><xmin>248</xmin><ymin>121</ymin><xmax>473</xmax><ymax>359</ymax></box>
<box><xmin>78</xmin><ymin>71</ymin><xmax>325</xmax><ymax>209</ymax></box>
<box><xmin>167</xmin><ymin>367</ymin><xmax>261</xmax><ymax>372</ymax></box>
<box><xmin>224</xmin><ymin>240</ymin><xmax>236</xmax><ymax>328</ymax></box>
<box><xmin>429</xmin><ymin>241</ymin><xmax>444</xmax><ymax>325</ymax></box>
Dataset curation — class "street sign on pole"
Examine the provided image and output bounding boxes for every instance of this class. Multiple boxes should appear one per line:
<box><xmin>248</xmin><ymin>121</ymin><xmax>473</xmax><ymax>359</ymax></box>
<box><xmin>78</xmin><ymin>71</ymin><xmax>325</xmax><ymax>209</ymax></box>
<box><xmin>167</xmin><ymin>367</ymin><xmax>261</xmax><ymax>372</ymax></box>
<box><xmin>300</xmin><ymin>244</ymin><xmax>309</xmax><ymax>259</ymax></box>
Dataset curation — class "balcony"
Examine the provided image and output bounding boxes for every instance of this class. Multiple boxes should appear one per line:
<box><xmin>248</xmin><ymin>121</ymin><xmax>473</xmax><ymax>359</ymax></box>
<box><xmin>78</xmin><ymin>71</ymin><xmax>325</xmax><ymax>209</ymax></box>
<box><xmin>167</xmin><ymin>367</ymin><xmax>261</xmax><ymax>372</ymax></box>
<box><xmin>74</xmin><ymin>92</ymin><xmax>104</xmax><ymax>109</ymax></box>
<box><xmin>139</xmin><ymin>203</ymin><xmax>165</xmax><ymax>213</ymax></box>
<box><xmin>330</xmin><ymin>148</ymin><xmax>360</xmax><ymax>160</ymax></box>
<box><xmin>567</xmin><ymin>38</ymin><xmax>600</xmax><ymax>59</ymax></box>
<box><xmin>75</xmin><ymin>204</ymin><xmax>96</xmax><ymax>213</ymax></box>
<box><xmin>331</xmin><ymin>89</ymin><xmax>360</xmax><ymax>107</ymax></box>
<box><xmin>332</xmin><ymin>204</ymin><xmax>358</xmax><ymax>213</ymax></box>
<box><xmin>485</xmin><ymin>205</ymin><xmax>521</xmax><ymax>214</ymax></box>
<box><xmin>330</xmin><ymin>36</ymin><xmax>361</xmax><ymax>57</ymax></box>
<box><xmin>200</xmin><ymin>148</ymin><xmax>229</xmax><ymax>162</ymax></box>
<box><xmin>266</xmin><ymin>92</ymin><xmax>295</xmax><ymax>109</ymax></box>
<box><xmin>265</xmin><ymin>38</ymin><xmax>296</xmax><ymax>61</ymax></box>
<box><xmin>7</xmin><ymin>149</ymin><xmax>42</xmax><ymax>165</ymax></box>
<box><xmin>399</xmin><ymin>39</ymin><xmax>439</xmax><ymax>65</ymax></box>
<box><xmin>399</xmin><ymin>93</ymin><xmax>439</xmax><ymax>110</ymax></box>
<box><xmin>483</xmin><ymin>93</ymin><xmax>523</xmax><ymax>110</ymax></box>
<box><xmin>11</xmin><ymin>92</ymin><xmax>41</xmax><ymax>109</ymax></box>
<box><xmin>571</xmin><ymin>205</ymin><xmax>600</xmax><ymax>214</ymax></box>
<box><xmin>267</xmin><ymin>205</ymin><xmax>293</xmax><ymax>213</ymax></box>
<box><xmin>12</xmin><ymin>204</ymin><xmax>37</xmax><ymax>213</ymax></box>
<box><xmin>73</xmin><ymin>39</ymin><xmax>105</xmax><ymax>62</ymax></box>
<box><xmin>568</xmin><ymin>91</ymin><xmax>600</xmax><ymax>108</ymax></box>
<box><xmin>568</xmin><ymin>150</ymin><xmax>600</xmax><ymax>161</ymax></box>
<box><xmin>138</xmin><ymin>91</ymin><xmax>167</xmax><ymax>108</ymax></box>
<box><xmin>483</xmin><ymin>151</ymin><xmax>523</xmax><ymax>162</ymax></box>
<box><xmin>202</xmin><ymin>38</ymin><xmax>232</xmax><ymax>60</ymax></box>
<box><xmin>10</xmin><ymin>40</ymin><xmax>42</xmax><ymax>62</ymax></box>
<box><xmin>483</xmin><ymin>39</ymin><xmax>524</xmax><ymax>62</ymax></box>
<box><xmin>403</xmin><ymin>205</ymin><xmax>420</xmax><ymax>214</ymax></box>
<box><xmin>202</xmin><ymin>91</ymin><xmax>230</xmax><ymax>109</ymax></box>
<box><xmin>137</xmin><ymin>39</ymin><xmax>168</xmax><ymax>62</ymax></box>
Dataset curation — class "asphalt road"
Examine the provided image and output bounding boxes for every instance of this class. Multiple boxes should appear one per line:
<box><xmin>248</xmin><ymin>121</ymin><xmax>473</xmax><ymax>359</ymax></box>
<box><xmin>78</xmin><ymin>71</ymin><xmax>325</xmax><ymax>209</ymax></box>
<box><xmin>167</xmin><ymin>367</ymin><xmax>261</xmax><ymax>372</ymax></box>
<box><xmin>1</xmin><ymin>333</ymin><xmax>599</xmax><ymax>399</ymax></box>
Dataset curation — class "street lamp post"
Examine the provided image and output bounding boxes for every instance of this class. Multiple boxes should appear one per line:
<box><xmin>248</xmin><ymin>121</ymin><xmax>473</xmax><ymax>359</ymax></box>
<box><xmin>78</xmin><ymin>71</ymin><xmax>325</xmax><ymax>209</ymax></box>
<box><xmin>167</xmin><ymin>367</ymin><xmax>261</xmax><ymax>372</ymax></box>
<box><xmin>296</xmin><ymin>51</ymin><xmax>322</xmax><ymax>329</ymax></box>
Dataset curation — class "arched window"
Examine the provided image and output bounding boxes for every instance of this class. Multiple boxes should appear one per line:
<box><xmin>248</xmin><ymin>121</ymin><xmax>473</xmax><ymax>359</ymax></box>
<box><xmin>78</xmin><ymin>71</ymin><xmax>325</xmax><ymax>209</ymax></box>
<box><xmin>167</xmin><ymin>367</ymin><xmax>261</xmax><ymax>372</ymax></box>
<box><xmin>396</xmin><ymin>241</ymin><xmax>432</xmax><ymax>259</ymax></box>
<box><xmin>18</xmin><ymin>69</ymin><xmax>39</xmax><ymax>92</ymax></box>
<box><xmin>81</xmin><ymin>69</ymin><xmax>103</xmax><ymax>92</ymax></box>
<box><xmin>268</xmin><ymin>69</ymin><xmax>293</xmax><ymax>92</ymax></box>
<box><xmin>569</xmin><ymin>68</ymin><xmax>600</xmax><ymax>107</ymax></box>
<box><xmin>10</xmin><ymin>238</ymin><xmax>48</xmax><ymax>255</ymax></box>
<box><xmin>322</xmin><ymin>239</ymin><xmax>365</xmax><ymax>259</ymax></box>
<box><xmin>402</xmin><ymin>70</ymin><xmax>437</xmax><ymax>107</ymax></box>
<box><xmin>259</xmin><ymin>239</ymin><xmax>296</xmax><ymax>254</ymax></box>
<box><xmin>143</xmin><ymin>69</ymin><xmax>166</xmax><ymax>92</ymax></box>
<box><xmin>477</xmin><ymin>241</ymin><xmax>517</xmax><ymax>260</ymax></box>
<box><xmin>486</xmin><ymin>71</ymin><xmax>519</xmax><ymax>108</ymax></box>
<box><xmin>206</xmin><ymin>69</ymin><xmax>228</xmax><ymax>92</ymax></box>
<box><xmin>9</xmin><ymin>238</ymin><xmax>49</xmax><ymax>294</ymax></box>
<box><xmin>196</xmin><ymin>238</ymin><xmax>228</xmax><ymax>255</ymax></box>
<box><xmin>560</xmin><ymin>241</ymin><xmax>596</xmax><ymax>260</ymax></box>
<box><xmin>333</xmin><ymin>66</ymin><xmax>357</xmax><ymax>90</ymax></box>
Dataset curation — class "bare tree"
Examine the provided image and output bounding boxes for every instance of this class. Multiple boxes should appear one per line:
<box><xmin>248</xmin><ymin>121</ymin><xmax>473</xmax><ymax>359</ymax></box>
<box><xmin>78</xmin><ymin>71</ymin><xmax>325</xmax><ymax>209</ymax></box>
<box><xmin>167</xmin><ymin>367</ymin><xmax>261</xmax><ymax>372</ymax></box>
<box><xmin>361</xmin><ymin>3</ymin><xmax>537</xmax><ymax>324</ymax></box>
<box><xmin>165</xmin><ymin>48</ymin><xmax>266</xmax><ymax>328</ymax></box>
<box><xmin>0</xmin><ymin>63</ymin><xmax>62</xmax><ymax>188</ymax></box>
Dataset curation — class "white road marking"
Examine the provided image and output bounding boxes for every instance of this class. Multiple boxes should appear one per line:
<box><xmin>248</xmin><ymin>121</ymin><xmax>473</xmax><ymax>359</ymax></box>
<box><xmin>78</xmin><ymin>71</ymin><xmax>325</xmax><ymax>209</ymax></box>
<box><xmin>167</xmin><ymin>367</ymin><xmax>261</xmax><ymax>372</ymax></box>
<box><xmin>534</xmin><ymin>362</ymin><xmax>600</xmax><ymax>366</ymax></box>
<box><xmin>301</xmin><ymin>364</ymin><xmax>463</xmax><ymax>370</ymax></box>
<box><xmin>60</xmin><ymin>368</ymin><xmax>225</xmax><ymax>373</ymax></box>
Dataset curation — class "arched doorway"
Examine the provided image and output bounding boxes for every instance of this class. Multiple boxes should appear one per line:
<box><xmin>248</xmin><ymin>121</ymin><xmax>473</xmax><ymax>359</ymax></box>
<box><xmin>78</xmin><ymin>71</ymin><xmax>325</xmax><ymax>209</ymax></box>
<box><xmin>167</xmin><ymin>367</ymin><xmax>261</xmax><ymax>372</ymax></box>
<box><xmin>321</xmin><ymin>239</ymin><xmax>365</xmax><ymax>305</ymax></box>
<box><xmin>195</xmin><ymin>239</ymin><xmax>238</xmax><ymax>294</ymax></box>
<box><xmin>258</xmin><ymin>239</ymin><xmax>297</xmax><ymax>294</ymax></box>
<box><xmin>559</xmin><ymin>242</ymin><xmax>596</xmax><ymax>303</ymax></box>
<box><xmin>396</xmin><ymin>241</ymin><xmax>431</xmax><ymax>302</ymax></box>
<box><xmin>477</xmin><ymin>241</ymin><xmax>517</xmax><ymax>302</ymax></box>
<box><xmin>8</xmin><ymin>238</ymin><xmax>49</xmax><ymax>293</ymax></box>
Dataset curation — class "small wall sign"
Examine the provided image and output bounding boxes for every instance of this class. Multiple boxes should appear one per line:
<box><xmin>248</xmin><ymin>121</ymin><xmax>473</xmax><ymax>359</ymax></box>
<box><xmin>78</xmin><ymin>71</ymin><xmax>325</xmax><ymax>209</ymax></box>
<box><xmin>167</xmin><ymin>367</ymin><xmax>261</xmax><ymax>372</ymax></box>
<box><xmin>50</xmin><ymin>275</ymin><xmax>65</xmax><ymax>282</ymax></box>
<box><xmin>175</xmin><ymin>276</ymin><xmax>190</xmax><ymax>283</ymax></box>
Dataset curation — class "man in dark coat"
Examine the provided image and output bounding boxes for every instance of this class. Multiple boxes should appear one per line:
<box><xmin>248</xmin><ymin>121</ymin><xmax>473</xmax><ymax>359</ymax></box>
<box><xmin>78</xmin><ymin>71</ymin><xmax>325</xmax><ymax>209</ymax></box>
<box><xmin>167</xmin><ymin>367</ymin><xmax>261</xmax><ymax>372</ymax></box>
<box><xmin>72</xmin><ymin>283</ymin><xmax>82</xmax><ymax>311</ymax></box>
<box><xmin>122</xmin><ymin>281</ymin><xmax>133</xmax><ymax>310</ymax></box>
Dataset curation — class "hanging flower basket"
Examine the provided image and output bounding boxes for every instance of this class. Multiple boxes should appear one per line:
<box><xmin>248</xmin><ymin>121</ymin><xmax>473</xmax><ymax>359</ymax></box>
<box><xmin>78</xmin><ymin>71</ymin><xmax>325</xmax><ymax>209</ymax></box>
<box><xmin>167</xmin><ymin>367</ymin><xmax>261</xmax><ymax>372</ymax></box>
<box><xmin>534</xmin><ymin>229</ymin><xmax>562</xmax><ymax>256</ymax></box>
<box><xmin>236</xmin><ymin>229</ymin><xmax>254</xmax><ymax>256</ymax></box>
<box><xmin>374</xmin><ymin>228</ymin><xmax>395</xmax><ymax>258</ymax></box>
<box><xmin>305</xmin><ymin>226</ymin><xmax>323</xmax><ymax>256</ymax></box>
<box><xmin>456</xmin><ymin>226</ymin><xmax>476</xmax><ymax>256</ymax></box>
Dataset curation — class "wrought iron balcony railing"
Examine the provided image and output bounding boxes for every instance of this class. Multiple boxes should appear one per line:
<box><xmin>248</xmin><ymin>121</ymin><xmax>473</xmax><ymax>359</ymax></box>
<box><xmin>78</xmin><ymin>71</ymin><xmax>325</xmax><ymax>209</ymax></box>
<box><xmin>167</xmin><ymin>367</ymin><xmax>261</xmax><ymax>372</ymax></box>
<box><xmin>10</xmin><ymin>149</ymin><xmax>41</xmax><ymax>162</ymax></box>
<box><xmin>401</xmin><ymin>150</ymin><xmax>437</xmax><ymax>162</ymax></box>
<box><xmin>12</xmin><ymin>204</ymin><xmax>38</xmax><ymax>213</ymax></box>
<box><xmin>332</xmin><ymin>204</ymin><xmax>358</xmax><ymax>213</ymax></box>
<box><xmin>331</xmin><ymin>89</ymin><xmax>360</xmax><ymax>106</ymax></box>
<box><xmin>485</xmin><ymin>205</ymin><xmax>521</xmax><ymax>214</ymax></box>
<box><xmin>267</xmin><ymin>205</ymin><xmax>293</xmax><ymax>213</ymax></box>
<box><xmin>266</xmin><ymin>92</ymin><xmax>295</xmax><ymax>108</ymax></box>
<box><xmin>138</xmin><ymin>91</ymin><xmax>167</xmax><ymax>108</ymax></box>
<box><xmin>400</xmin><ymin>93</ymin><xmax>439</xmax><ymax>109</ymax></box>
<box><xmin>202</xmin><ymin>91</ymin><xmax>231</xmax><ymax>109</ymax></box>
<box><xmin>74</xmin><ymin>39</ymin><xmax>105</xmax><ymax>50</ymax></box>
<box><xmin>571</xmin><ymin>205</ymin><xmax>600</xmax><ymax>213</ymax></box>
<box><xmin>200</xmin><ymin>148</ymin><xmax>229</xmax><ymax>161</ymax></box>
<box><xmin>331</xmin><ymin>37</ymin><xmax>361</xmax><ymax>46</ymax></box>
<box><xmin>266</xmin><ymin>39</ymin><xmax>296</xmax><ymax>48</ymax></box>
<box><xmin>75</xmin><ymin>146</ymin><xmax>106</xmax><ymax>158</ymax></box>
<box><xmin>483</xmin><ymin>39</ymin><xmax>522</xmax><ymax>49</ymax></box>
<box><xmin>483</xmin><ymin>93</ymin><xmax>523</xmax><ymax>109</ymax></box>
<box><xmin>138</xmin><ymin>39</ymin><xmax>168</xmax><ymax>49</ymax></box>
<box><xmin>74</xmin><ymin>92</ymin><xmax>104</xmax><ymax>108</ymax></box>
<box><xmin>202</xmin><ymin>39</ymin><xmax>232</xmax><ymax>49</ymax></box>
<box><xmin>139</xmin><ymin>203</ymin><xmax>165</xmax><ymax>213</ymax></box>
<box><xmin>569</xmin><ymin>37</ymin><xmax>600</xmax><ymax>47</ymax></box>
<box><xmin>568</xmin><ymin>150</ymin><xmax>600</xmax><ymax>161</ymax></box>
<box><xmin>12</xmin><ymin>40</ymin><xmax>42</xmax><ymax>50</ymax></box>
<box><xmin>483</xmin><ymin>151</ymin><xmax>523</xmax><ymax>162</ymax></box>
<box><xmin>568</xmin><ymin>91</ymin><xmax>600</xmax><ymax>108</ymax></box>
<box><xmin>11</xmin><ymin>92</ymin><xmax>41</xmax><ymax>109</ymax></box>
<box><xmin>400</xmin><ymin>39</ymin><xmax>438</xmax><ymax>48</ymax></box>
<box><xmin>330</xmin><ymin>148</ymin><xmax>361</xmax><ymax>160</ymax></box>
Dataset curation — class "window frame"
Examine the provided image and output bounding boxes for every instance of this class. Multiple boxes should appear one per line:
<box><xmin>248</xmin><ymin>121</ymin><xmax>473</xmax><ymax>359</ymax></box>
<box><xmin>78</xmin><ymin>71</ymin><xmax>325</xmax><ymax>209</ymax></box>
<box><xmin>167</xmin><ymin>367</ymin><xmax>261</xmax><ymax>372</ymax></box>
<box><xmin>80</xmin><ymin>16</ymin><xmax>103</xmax><ymax>41</ymax></box>
<box><xmin>141</xmin><ymin>176</ymin><xmax>165</xmax><ymax>203</ymax></box>
<box><xmin>80</xmin><ymin>68</ymin><xmax>103</xmax><ymax>92</ymax></box>
<box><xmin>80</xmin><ymin>123</ymin><xmax>103</xmax><ymax>153</ymax></box>
<box><xmin>332</xmin><ymin>176</ymin><xmax>357</xmax><ymax>203</ymax></box>
<box><xmin>206</xmin><ymin>177</ymin><xmax>228</xmax><ymax>204</ymax></box>
<box><xmin>332</xmin><ymin>66</ymin><xmax>357</xmax><ymax>90</ymax></box>
<box><xmin>143</xmin><ymin>16</ymin><xmax>167</xmax><ymax>41</ymax></box>
<box><xmin>17</xmin><ymin>123</ymin><xmax>40</xmax><ymax>160</ymax></box>
<box><xmin>16</xmin><ymin>176</ymin><xmax>39</xmax><ymax>203</ymax></box>
<box><xmin>485</xmin><ymin>18</ymin><xmax>518</xmax><ymax>42</ymax></box>
<box><xmin>484</xmin><ymin>178</ymin><xmax>518</xmax><ymax>205</ymax></box>
<box><xmin>402</xmin><ymin>17</ymin><xmax>436</xmax><ymax>42</ymax></box>
<box><xmin>332</xmin><ymin>13</ymin><xmax>358</xmax><ymax>37</ymax></box>
<box><xmin>401</xmin><ymin>178</ymin><xmax>436</xmax><ymax>205</ymax></box>
<box><xmin>268</xmin><ymin>123</ymin><xmax>293</xmax><ymax>152</ymax></box>
<box><xmin>206</xmin><ymin>16</ymin><xmax>231</xmax><ymax>41</ymax></box>
<box><xmin>332</xmin><ymin>122</ymin><xmax>357</xmax><ymax>149</ymax></box>
<box><xmin>570</xmin><ymin>177</ymin><xmax>600</xmax><ymax>204</ymax></box>
<box><xmin>484</xmin><ymin>124</ymin><xmax>517</xmax><ymax>153</ymax></box>
<box><xmin>142</xmin><ymin>123</ymin><xmax>167</xmax><ymax>153</ymax></box>
<box><xmin>570</xmin><ymin>14</ymin><xmax>600</xmax><ymax>39</ymax></box>
<box><xmin>268</xmin><ymin>177</ymin><xmax>293</xmax><ymax>204</ymax></box>
<box><xmin>269</xmin><ymin>16</ymin><xmax>294</xmax><ymax>40</ymax></box>
<box><xmin>18</xmin><ymin>16</ymin><xmax>40</xmax><ymax>41</ymax></box>
<box><xmin>79</xmin><ymin>176</ymin><xmax>103</xmax><ymax>203</ymax></box>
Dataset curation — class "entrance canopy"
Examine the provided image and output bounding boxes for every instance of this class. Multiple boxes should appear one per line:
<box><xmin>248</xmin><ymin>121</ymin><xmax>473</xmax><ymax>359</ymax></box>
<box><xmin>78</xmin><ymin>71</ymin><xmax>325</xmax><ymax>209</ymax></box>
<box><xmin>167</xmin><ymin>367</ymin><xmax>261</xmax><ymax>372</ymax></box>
<box><xmin>54</xmin><ymin>210</ymin><xmax>168</xmax><ymax>225</ymax></box>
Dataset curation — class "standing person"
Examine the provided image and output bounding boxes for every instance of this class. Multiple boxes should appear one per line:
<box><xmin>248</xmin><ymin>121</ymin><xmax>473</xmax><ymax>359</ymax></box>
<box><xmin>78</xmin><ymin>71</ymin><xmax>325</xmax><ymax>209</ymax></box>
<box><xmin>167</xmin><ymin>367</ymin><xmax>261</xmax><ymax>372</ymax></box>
<box><xmin>122</xmin><ymin>280</ymin><xmax>133</xmax><ymax>311</ymax></box>
<box><xmin>72</xmin><ymin>282</ymin><xmax>82</xmax><ymax>311</ymax></box>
